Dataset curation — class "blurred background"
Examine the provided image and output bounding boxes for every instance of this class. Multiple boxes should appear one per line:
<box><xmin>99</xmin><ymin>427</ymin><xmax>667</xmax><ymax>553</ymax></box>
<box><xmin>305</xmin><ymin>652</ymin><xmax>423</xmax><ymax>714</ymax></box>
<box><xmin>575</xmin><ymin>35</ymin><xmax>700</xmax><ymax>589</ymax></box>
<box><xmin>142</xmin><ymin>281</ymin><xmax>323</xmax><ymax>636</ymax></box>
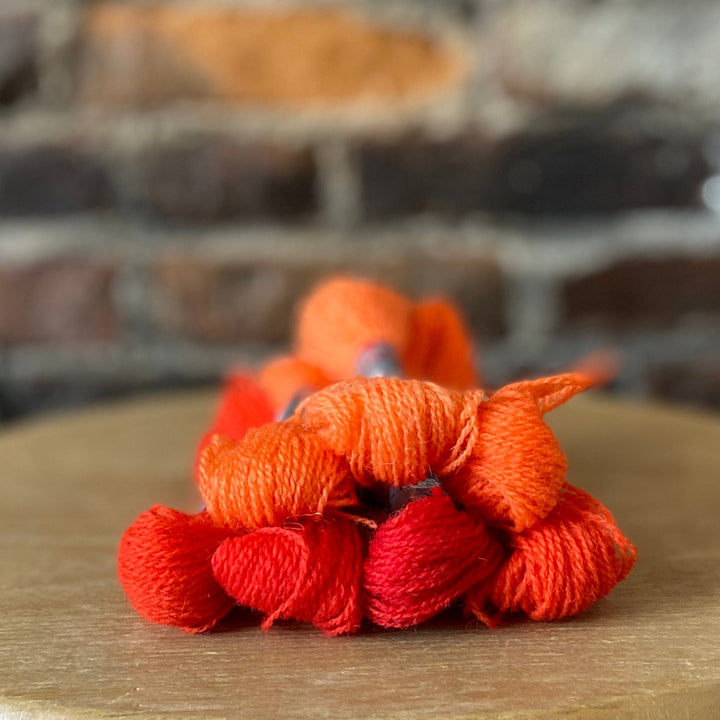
<box><xmin>1</xmin><ymin>0</ymin><xmax>720</xmax><ymax>424</ymax></box>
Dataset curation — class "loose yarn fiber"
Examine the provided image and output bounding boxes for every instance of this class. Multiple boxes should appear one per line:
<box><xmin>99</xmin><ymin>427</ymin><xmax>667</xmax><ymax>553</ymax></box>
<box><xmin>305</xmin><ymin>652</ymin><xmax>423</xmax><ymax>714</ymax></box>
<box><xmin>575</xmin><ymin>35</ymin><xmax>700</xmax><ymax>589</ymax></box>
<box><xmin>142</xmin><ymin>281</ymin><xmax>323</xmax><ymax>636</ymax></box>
<box><xmin>118</xmin><ymin>275</ymin><xmax>636</xmax><ymax>635</ymax></box>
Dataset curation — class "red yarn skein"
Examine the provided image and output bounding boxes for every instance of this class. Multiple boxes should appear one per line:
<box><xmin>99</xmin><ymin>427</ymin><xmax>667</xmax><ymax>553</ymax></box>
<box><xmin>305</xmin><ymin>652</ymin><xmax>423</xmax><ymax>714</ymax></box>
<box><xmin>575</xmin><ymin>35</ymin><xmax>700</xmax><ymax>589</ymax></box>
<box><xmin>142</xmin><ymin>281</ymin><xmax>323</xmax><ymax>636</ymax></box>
<box><xmin>363</xmin><ymin>489</ymin><xmax>504</xmax><ymax>628</ymax></box>
<box><xmin>117</xmin><ymin>506</ymin><xmax>235</xmax><ymax>633</ymax></box>
<box><xmin>213</xmin><ymin>515</ymin><xmax>364</xmax><ymax>635</ymax></box>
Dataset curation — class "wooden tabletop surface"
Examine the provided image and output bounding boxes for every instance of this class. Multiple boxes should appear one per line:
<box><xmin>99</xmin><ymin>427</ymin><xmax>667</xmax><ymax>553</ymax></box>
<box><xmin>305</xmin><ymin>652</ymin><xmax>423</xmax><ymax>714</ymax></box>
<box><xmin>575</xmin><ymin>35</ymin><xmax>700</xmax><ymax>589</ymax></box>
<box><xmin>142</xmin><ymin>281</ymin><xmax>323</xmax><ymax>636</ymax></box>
<box><xmin>1</xmin><ymin>390</ymin><xmax>719</xmax><ymax>719</ymax></box>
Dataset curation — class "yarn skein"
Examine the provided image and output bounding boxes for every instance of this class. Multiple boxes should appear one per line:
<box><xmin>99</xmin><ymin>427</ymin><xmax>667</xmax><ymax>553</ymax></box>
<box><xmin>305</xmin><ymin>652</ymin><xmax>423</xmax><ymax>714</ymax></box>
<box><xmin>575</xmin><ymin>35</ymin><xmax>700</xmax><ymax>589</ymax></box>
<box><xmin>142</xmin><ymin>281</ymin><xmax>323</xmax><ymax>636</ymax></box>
<box><xmin>442</xmin><ymin>373</ymin><xmax>598</xmax><ymax>533</ymax></box>
<box><xmin>296</xmin><ymin>276</ymin><xmax>479</xmax><ymax>389</ymax></box>
<box><xmin>465</xmin><ymin>484</ymin><xmax>637</xmax><ymax>624</ymax></box>
<box><xmin>363</xmin><ymin>488</ymin><xmax>504</xmax><ymax>628</ymax></box>
<box><xmin>298</xmin><ymin>376</ymin><xmax>481</xmax><ymax>487</ymax></box>
<box><xmin>198</xmin><ymin>417</ymin><xmax>357</xmax><ymax>531</ymax></box>
<box><xmin>213</xmin><ymin>514</ymin><xmax>363</xmax><ymax>635</ymax></box>
<box><xmin>195</xmin><ymin>374</ymin><xmax>274</xmax><ymax>476</ymax></box>
<box><xmin>117</xmin><ymin>506</ymin><xmax>235</xmax><ymax>633</ymax></box>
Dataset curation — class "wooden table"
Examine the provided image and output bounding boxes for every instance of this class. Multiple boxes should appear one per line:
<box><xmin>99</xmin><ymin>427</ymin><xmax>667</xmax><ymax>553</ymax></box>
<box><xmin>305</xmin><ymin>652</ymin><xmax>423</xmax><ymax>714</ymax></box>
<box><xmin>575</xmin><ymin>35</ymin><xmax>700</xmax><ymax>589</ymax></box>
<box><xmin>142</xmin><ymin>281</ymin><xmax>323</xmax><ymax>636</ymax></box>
<box><xmin>1</xmin><ymin>391</ymin><xmax>719</xmax><ymax>719</ymax></box>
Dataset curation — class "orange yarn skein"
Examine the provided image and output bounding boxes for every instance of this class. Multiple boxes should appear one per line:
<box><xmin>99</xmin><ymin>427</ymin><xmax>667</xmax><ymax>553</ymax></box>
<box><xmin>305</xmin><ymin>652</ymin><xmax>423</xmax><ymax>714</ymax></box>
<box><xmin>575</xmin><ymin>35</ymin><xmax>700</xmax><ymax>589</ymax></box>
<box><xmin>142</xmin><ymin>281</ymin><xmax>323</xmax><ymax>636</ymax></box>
<box><xmin>209</xmin><ymin>276</ymin><xmax>479</xmax><ymax>438</ymax></box>
<box><xmin>258</xmin><ymin>356</ymin><xmax>331</xmax><ymax>414</ymax></box>
<box><xmin>198</xmin><ymin>417</ymin><xmax>357</xmax><ymax>531</ymax></box>
<box><xmin>443</xmin><ymin>373</ymin><xmax>597</xmax><ymax>532</ymax></box>
<box><xmin>296</xmin><ymin>276</ymin><xmax>414</xmax><ymax>382</ymax></box>
<box><xmin>295</xmin><ymin>276</ymin><xmax>478</xmax><ymax>389</ymax></box>
<box><xmin>298</xmin><ymin>377</ymin><xmax>481</xmax><ymax>486</ymax></box>
<box><xmin>466</xmin><ymin>484</ymin><xmax>637</xmax><ymax>624</ymax></box>
<box><xmin>403</xmin><ymin>297</ymin><xmax>478</xmax><ymax>390</ymax></box>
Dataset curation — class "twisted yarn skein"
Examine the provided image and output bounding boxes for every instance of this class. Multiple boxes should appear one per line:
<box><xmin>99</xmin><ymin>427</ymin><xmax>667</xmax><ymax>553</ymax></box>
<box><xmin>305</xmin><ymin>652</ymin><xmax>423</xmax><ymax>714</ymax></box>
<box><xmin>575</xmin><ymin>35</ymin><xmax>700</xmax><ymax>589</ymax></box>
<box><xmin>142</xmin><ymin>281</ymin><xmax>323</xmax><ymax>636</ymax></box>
<box><xmin>466</xmin><ymin>484</ymin><xmax>637</xmax><ymax>624</ymax></box>
<box><xmin>117</xmin><ymin>506</ymin><xmax>234</xmax><ymax>633</ymax></box>
<box><xmin>213</xmin><ymin>514</ymin><xmax>363</xmax><ymax>635</ymax></box>
<box><xmin>198</xmin><ymin>417</ymin><xmax>357</xmax><ymax>531</ymax></box>
<box><xmin>363</xmin><ymin>488</ymin><xmax>504</xmax><ymax>628</ymax></box>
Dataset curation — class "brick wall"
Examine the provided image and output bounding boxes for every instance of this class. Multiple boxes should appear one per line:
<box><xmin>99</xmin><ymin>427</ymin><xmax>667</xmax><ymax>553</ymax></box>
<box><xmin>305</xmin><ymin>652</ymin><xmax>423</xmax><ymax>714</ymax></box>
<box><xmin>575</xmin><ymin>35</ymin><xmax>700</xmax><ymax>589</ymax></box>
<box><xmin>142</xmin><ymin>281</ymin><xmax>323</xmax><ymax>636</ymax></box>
<box><xmin>1</xmin><ymin>0</ymin><xmax>720</xmax><ymax>422</ymax></box>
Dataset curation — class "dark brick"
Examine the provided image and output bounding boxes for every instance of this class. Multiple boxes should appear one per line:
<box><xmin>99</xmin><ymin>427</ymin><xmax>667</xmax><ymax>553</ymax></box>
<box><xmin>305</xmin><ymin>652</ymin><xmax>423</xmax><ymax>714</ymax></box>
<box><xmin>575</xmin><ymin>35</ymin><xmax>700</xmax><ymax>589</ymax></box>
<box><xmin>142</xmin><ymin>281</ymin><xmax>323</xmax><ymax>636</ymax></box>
<box><xmin>0</xmin><ymin>12</ymin><xmax>39</xmax><ymax>105</ymax></box>
<box><xmin>358</xmin><ymin>134</ymin><xmax>494</xmax><ymax>219</ymax></box>
<box><xmin>0</xmin><ymin>260</ymin><xmax>119</xmax><ymax>344</ymax></box>
<box><xmin>647</xmin><ymin>355</ymin><xmax>720</xmax><ymax>410</ymax></box>
<box><xmin>152</xmin><ymin>252</ymin><xmax>505</xmax><ymax>344</ymax></box>
<box><xmin>562</xmin><ymin>257</ymin><xmax>720</xmax><ymax>330</ymax></box>
<box><xmin>0</xmin><ymin>146</ymin><xmax>113</xmax><ymax>215</ymax></box>
<box><xmin>129</xmin><ymin>139</ymin><xmax>317</xmax><ymax>222</ymax></box>
<box><xmin>357</xmin><ymin>125</ymin><xmax>708</xmax><ymax>219</ymax></box>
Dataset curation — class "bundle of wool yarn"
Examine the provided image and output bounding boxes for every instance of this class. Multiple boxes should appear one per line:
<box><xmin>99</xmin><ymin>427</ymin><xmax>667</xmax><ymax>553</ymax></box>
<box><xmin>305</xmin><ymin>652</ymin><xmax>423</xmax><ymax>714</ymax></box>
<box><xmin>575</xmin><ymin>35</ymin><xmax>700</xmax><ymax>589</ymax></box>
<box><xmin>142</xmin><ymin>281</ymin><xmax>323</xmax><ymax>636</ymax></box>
<box><xmin>118</xmin><ymin>276</ymin><xmax>636</xmax><ymax>634</ymax></box>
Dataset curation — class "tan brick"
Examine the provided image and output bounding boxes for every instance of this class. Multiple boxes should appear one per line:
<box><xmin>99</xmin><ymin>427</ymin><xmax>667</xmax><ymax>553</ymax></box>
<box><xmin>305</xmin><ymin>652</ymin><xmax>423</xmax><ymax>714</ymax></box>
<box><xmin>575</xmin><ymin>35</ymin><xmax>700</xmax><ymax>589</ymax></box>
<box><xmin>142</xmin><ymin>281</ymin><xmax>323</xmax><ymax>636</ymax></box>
<box><xmin>78</xmin><ymin>3</ymin><xmax>464</xmax><ymax>108</ymax></box>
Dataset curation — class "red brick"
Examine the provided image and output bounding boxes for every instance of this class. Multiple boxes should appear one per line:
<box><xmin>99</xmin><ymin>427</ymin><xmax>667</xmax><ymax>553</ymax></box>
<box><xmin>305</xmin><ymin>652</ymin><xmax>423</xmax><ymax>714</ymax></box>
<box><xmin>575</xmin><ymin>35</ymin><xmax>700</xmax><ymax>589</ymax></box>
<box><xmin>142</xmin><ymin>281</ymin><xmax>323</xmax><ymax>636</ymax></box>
<box><xmin>128</xmin><ymin>139</ymin><xmax>317</xmax><ymax>222</ymax></box>
<box><xmin>79</xmin><ymin>3</ymin><xmax>464</xmax><ymax>108</ymax></box>
<box><xmin>152</xmin><ymin>260</ymin><xmax>325</xmax><ymax>344</ymax></box>
<box><xmin>151</xmin><ymin>252</ymin><xmax>505</xmax><ymax>344</ymax></box>
<box><xmin>562</xmin><ymin>257</ymin><xmax>720</xmax><ymax>330</ymax></box>
<box><xmin>0</xmin><ymin>260</ymin><xmax>119</xmax><ymax>343</ymax></box>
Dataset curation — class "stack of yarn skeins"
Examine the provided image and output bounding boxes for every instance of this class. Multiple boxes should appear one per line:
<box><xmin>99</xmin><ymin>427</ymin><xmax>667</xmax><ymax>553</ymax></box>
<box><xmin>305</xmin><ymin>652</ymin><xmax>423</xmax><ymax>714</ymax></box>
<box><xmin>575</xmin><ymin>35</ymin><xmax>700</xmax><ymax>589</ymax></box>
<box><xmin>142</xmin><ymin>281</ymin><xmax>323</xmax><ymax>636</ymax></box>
<box><xmin>118</xmin><ymin>276</ymin><xmax>636</xmax><ymax>634</ymax></box>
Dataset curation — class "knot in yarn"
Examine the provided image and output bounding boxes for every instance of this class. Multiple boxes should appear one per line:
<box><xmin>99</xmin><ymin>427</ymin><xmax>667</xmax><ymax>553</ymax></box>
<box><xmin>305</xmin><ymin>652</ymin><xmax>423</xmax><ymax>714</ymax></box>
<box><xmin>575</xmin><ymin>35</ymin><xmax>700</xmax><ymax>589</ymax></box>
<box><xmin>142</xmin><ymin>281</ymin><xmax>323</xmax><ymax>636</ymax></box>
<box><xmin>198</xmin><ymin>417</ymin><xmax>356</xmax><ymax>531</ymax></box>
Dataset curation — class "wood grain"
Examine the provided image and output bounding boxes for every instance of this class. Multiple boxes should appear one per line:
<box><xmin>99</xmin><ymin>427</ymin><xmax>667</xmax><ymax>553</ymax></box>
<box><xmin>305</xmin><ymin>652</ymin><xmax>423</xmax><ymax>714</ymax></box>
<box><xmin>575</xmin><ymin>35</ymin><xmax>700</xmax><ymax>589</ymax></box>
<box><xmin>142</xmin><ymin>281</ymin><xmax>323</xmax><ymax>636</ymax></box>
<box><xmin>1</xmin><ymin>390</ymin><xmax>719</xmax><ymax>719</ymax></box>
